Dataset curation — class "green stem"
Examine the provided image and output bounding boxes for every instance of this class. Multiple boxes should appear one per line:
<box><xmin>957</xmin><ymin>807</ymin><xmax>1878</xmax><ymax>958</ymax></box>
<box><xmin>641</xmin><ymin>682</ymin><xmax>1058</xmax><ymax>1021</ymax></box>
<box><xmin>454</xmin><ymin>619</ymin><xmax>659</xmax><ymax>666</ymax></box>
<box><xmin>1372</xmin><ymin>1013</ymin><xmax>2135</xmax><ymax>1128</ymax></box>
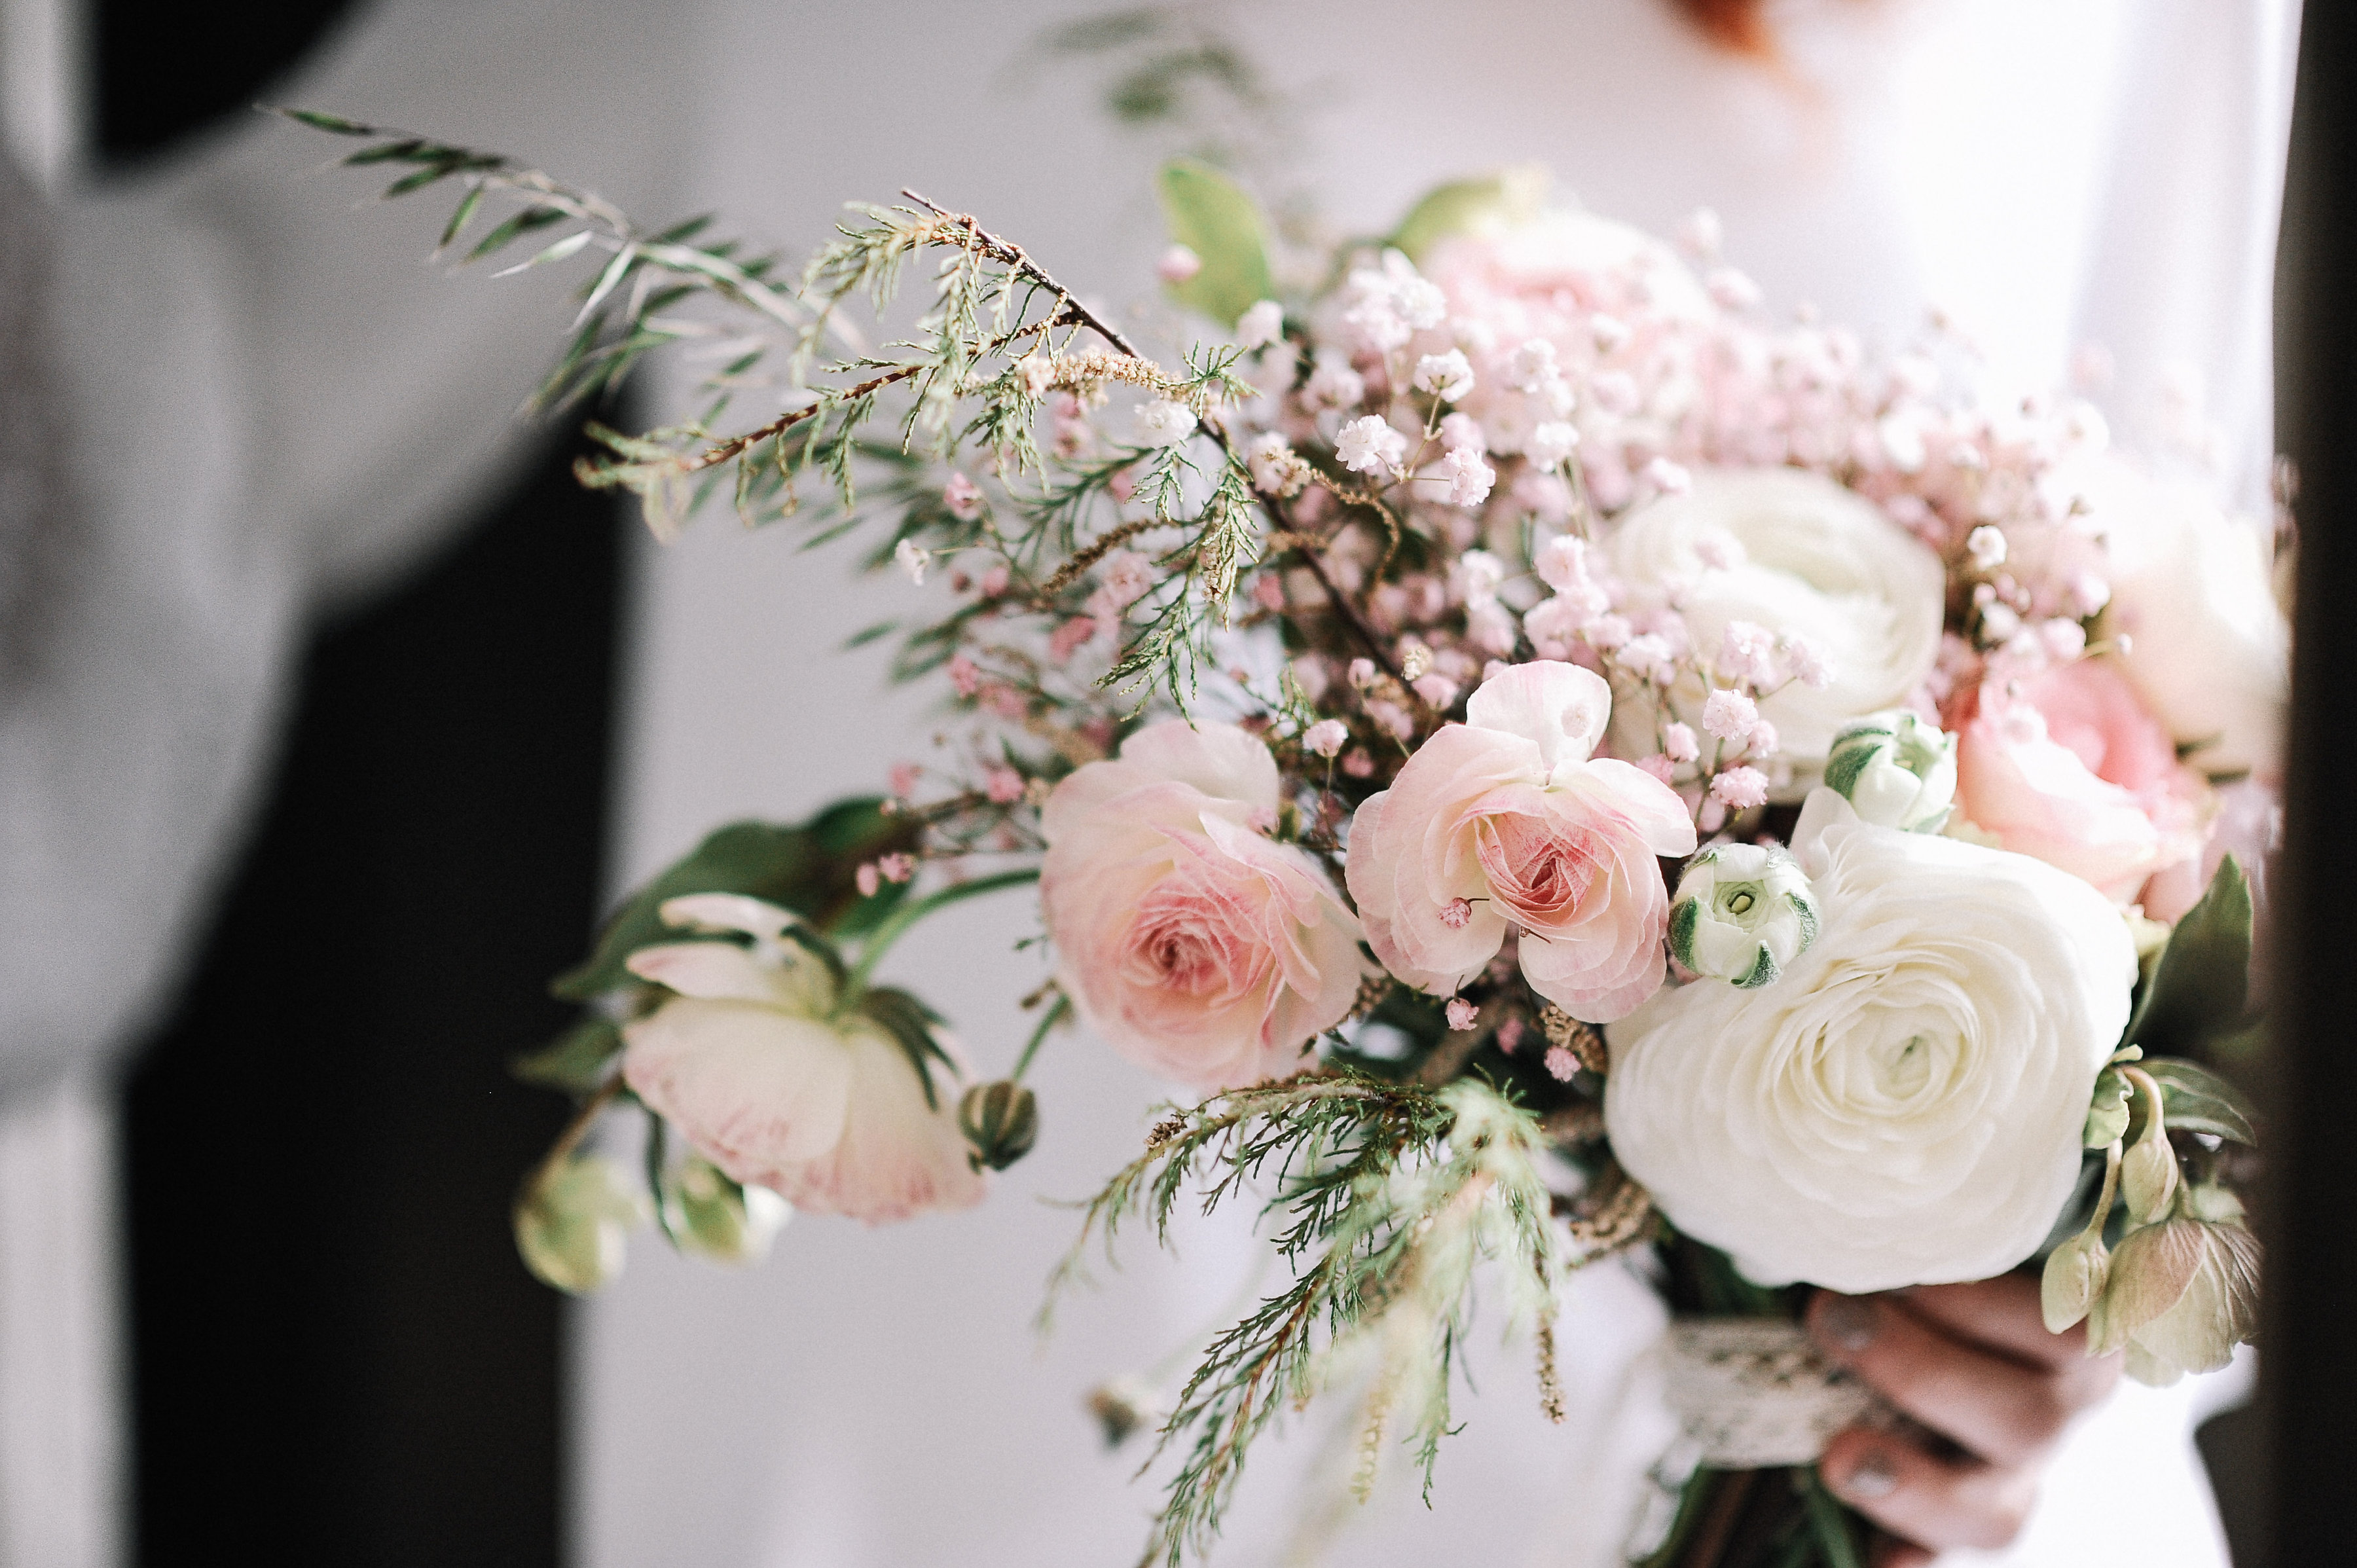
<box><xmin>845</xmin><ymin>866</ymin><xmax>1040</xmax><ymax>996</ymax></box>
<box><xmin>1011</xmin><ymin>991</ymin><xmax>1070</xmax><ymax>1083</ymax></box>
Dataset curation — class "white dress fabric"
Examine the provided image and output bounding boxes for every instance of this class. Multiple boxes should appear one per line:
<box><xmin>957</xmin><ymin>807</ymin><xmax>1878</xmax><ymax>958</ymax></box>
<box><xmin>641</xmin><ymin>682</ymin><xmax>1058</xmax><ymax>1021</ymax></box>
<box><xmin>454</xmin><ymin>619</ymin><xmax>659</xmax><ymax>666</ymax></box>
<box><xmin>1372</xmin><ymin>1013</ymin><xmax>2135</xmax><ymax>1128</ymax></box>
<box><xmin>0</xmin><ymin>0</ymin><xmax>2292</xmax><ymax>1563</ymax></box>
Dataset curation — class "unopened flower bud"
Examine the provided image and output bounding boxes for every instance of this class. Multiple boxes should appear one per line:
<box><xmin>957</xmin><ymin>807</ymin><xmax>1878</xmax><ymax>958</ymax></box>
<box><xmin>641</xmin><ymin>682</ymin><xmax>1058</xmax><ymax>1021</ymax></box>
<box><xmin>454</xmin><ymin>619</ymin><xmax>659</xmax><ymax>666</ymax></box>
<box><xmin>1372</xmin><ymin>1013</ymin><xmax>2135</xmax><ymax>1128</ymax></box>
<box><xmin>2121</xmin><ymin>1074</ymin><xmax>2180</xmax><ymax>1225</ymax></box>
<box><xmin>1667</xmin><ymin>844</ymin><xmax>1819</xmax><ymax>988</ymax></box>
<box><xmin>674</xmin><ymin>1155</ymin><xmax>792</xmax><ymax>1264</ymax></box>
<box><xmin>959</xmin><ymin>1080</ymin><xmax>1040</xmax><ymax>1172</ymax></box>
<box><xmin>1824</xmin><ymin>710</ymin><xmax>1957</xmax><ymax>831</ymax></box>
<box><xmin>2041</xmin><ymin>1225</ymin><xmax>2111</xmax><ymax>1334</ymax></box>
<box><xmin>514</xmin><ymin>1154</ymin><xmax>648</xmax><ymax>1296</ymax></box>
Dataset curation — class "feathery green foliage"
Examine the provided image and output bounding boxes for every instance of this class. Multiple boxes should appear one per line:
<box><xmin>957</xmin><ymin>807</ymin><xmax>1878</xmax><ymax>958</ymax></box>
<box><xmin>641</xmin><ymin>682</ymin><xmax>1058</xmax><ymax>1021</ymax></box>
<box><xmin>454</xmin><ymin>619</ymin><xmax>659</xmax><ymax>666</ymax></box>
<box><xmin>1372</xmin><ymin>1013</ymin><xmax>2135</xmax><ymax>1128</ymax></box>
<box><xmin>285</xmin><ymin>107</ymin><xmax>1283</xmax><ymax>708</ymax></box>
<box><xmin>1053</xmin><ymin>1074</ymin><xmax>1575</xmax><ymax>1565</ymax></box>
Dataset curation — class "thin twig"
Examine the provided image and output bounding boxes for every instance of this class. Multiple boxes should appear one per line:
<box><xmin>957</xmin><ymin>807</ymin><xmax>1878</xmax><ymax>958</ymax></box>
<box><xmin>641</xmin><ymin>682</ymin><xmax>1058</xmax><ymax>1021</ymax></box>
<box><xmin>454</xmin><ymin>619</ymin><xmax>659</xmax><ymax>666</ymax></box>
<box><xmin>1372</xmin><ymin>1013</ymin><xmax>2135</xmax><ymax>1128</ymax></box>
<box><xmin>900</xmin><ymin>190</ymin><xmax>1402</xmax><ymax>681</ymax></box>
<box><xmin>678</xmin><ymin>310</ymin><xmax>1074</xmax><ymax>476</ymax></box>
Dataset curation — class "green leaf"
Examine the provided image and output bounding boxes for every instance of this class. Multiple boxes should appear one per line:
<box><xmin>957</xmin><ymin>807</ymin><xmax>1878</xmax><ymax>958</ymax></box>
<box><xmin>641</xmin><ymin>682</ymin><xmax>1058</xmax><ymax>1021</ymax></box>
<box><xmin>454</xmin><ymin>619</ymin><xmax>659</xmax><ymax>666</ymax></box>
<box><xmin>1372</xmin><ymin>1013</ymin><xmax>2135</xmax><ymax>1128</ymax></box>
<box><xmin>464</xmin><ymin>205</ymin><xmax>567</xmax><ymax>264</ymax></box>
<box><xmin>382</xmin><ymin>162</ymin><xmax>461</xmax><ymax>198</ymax></box>
<box><xmin>274</xmin><ymin>106</ymin><xmax>377</xmax><ymax>136</ymax></box>
<box><xmin>857</xmin><ymin>987</ymin><xmax>954</xmax><ymax>1109</ymax></box>
<box><xmin>437</xmin><ymin>184</ymin><xmax>486</xmax><ymax>252</ymax></box>
<box><xmin>2144</xmin><ymin>1057</ymin><xmax>2260</xmax><ymax>1146</ymax></box>
<box><xmin>512</xmin><ymin>1016</ymin><xmax>623</xmax><ymax>1095</ymax></box>
<box><xmin>492</xmin><ymin>228</ymin><xmax>594</xmax><ymax>276</ymax></box>
<box><xmin>553</xmin><ymin>799</ymin><xmax>919</xmax><ymax>1000</ymax></box>
<box><xmin>1154</xmin><ymin>158</ymin><xmax>1273</xmax><ymax>329</ymax></box>
<box><xmin>1386</xmin><ymin>174</ymin><xmax>1522</xmax><ymax>264</ymax></box>
<box><xmin>2125</xmin><ymin>856</ymin><xmax>2254</xmax><ymax>1057</ymax></box>
<box><xmin>342</xmin><ymin>137</ymin><xmax>427</xmax><ymax>166</ymax></box>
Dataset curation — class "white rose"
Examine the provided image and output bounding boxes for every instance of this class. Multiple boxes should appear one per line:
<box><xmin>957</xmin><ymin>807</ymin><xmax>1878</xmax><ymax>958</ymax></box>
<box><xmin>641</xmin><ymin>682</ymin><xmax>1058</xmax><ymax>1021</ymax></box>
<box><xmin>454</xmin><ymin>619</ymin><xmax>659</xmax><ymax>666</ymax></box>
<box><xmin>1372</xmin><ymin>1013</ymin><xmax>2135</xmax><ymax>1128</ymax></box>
<box><xmin>1605</xmin><ymin>790</ymin><xmax>2135</xmax><ymax>1293</ymax></box>
<box><xmin>1603</xmin><ymin>469</ymin><xmax>1946</xmax><ymax>798</ymax></box>
<box><xmin>2074</xmin><ymin>458</ymin><xmax>2288</xmax><ymax>779</ymax></box>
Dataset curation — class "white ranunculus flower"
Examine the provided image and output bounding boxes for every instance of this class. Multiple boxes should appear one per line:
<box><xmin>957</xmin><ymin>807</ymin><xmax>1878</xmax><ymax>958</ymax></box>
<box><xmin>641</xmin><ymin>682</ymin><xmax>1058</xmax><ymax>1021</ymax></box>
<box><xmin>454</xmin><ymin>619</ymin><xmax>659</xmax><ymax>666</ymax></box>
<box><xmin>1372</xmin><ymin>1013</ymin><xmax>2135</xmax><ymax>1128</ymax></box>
<box><xmin>1665</xmin><ymin>844</ymin><xmax>1818</xmax><ymax>987</ymax></box>
<box><xmin>620</xmin><ymin>894</ymin><xmax>985</xmax><ymax>1225</ymax></box>
<box><xmin>2074</xmin><ymin>458</ymin><xmax>2288</xmax><ymax>779</ymax></box>
<box><xmin>1823</xmin><ymin>710</ymin><xmax>1956</xmax><ymax>831</ymax></box>
<box><xmin>1605</xmin><ymin>790</ymin><xmax>2136</xmax><ymax>1293</ymax></box>
<box><xmin>1603</xmin><ymin>469</ymin><xmax>1946</xmax><ymax>798</ymax></box>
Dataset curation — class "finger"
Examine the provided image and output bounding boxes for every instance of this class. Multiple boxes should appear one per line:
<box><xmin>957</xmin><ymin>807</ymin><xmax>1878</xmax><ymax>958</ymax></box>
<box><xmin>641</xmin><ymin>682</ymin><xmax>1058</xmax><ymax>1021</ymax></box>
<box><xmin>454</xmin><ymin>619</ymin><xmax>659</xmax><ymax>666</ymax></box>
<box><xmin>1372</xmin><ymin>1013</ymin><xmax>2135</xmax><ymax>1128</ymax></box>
<box><xmin>1821</xmin><ymin>1427</ymin><xmax>2039</xmax><ymax>1554</ymax></box>
<box><xmin>1899</xmin><ymin>1275</ymin><xmax>2080</xmax><ymax>1367</ymax></box>
<box><xmin>1871</xmin><ymin>1541</ymin><xmax>1934</xmax><ymax>1568</ymax></box>
<box><xmin>1895</xmin><ymin>1279</ymin><xmax>2123</xmax><ymax>1410</ymax></box>
<box><xmin>1808</xmin><ymin>1291</ymin><xmax>2073</xmax><ymax>1465</ymax></box>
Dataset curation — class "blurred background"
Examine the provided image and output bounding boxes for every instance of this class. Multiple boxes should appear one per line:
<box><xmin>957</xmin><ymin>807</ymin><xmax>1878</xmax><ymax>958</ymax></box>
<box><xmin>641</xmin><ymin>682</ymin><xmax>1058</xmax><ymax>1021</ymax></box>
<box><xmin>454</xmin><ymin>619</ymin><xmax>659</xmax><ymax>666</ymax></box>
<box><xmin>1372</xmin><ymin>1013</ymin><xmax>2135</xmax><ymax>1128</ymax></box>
<box><xmin>0</xmin><ymin>1</ymin><xmax>2343</xmax><ymax>1565</ymax></box>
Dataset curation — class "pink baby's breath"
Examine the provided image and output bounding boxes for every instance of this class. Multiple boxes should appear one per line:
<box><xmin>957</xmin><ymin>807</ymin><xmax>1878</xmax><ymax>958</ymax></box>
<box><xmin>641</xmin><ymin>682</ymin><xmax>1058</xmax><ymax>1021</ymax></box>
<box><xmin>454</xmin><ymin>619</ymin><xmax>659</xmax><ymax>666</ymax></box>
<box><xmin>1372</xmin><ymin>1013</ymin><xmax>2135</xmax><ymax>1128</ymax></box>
<box><xmin>1709</xmin><ymin>766</ymin><xmax>1770</xmax><ymax>812</ymax></box>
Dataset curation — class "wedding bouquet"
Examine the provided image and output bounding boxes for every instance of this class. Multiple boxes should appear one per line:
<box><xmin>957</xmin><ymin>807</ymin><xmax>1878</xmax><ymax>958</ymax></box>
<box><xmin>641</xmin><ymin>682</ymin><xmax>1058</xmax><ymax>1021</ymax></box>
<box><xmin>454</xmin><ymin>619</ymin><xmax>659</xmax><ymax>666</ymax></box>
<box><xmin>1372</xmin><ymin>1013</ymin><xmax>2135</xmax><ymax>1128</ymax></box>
<box><xmin>290</xmin><ymin>110</ymin><xmax>2280</xmax><ymax>1566</ymax></box>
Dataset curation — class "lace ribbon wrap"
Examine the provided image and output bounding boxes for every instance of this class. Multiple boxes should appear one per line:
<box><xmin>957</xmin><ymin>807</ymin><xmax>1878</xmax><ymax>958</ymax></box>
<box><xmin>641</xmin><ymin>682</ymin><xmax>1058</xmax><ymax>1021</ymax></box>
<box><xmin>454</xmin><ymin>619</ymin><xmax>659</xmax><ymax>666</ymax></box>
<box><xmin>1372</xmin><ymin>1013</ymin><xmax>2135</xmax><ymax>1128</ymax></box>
<box><xmin>1661</xmin><ymin>1319</ymin><xmax>1900</xmax><ymax>1468</ymax></box>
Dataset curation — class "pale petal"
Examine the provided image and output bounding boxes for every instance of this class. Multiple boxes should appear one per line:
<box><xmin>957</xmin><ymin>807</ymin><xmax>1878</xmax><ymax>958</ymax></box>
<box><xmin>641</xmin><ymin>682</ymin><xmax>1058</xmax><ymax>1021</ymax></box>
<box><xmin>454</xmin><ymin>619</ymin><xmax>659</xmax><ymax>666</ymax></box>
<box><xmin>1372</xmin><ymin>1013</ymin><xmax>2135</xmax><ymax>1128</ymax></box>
<box><xmin>622</xmin><ymin>1000</ymin><xmax>853</xmax><ymax>1174</ymax></box>
<box><xmin>1118</xmin><ymin>718</ymin><xmax>1281</xmax><ymax>811</ymax></box>
<box><xmin>1577</xmin><ymin>759</ymin><xmax>1701</xmax><ymax>857</ymax></box>
<box><xmin>771</xmin><ymin>1029</ymin><xmax>986</xmax><ymax>1222</ymax></box>
<box><xmin>1466</xmin><ymin>659</ymin><xmax>1613</xmax><ymax>769</ymax></box>
<box><xmin>657</xmin><ymin>893</ymin><xmax>799</xmax><ymax>941</ymax></box>
<box><xmin>626</xmin><ymin>941</ymin><xmax>804</xmax><ymax>1006</ymax></box>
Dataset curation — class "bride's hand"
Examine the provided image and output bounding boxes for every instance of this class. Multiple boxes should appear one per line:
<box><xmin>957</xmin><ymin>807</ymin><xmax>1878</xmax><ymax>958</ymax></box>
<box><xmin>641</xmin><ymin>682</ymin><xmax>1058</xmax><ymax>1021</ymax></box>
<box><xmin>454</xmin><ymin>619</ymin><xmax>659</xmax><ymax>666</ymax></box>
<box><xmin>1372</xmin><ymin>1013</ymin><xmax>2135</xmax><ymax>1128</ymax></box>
<box><xmin>1805</xmin><ymin>1275</ymin><xmax>2122</xmax><ymax>1567</ymax></box>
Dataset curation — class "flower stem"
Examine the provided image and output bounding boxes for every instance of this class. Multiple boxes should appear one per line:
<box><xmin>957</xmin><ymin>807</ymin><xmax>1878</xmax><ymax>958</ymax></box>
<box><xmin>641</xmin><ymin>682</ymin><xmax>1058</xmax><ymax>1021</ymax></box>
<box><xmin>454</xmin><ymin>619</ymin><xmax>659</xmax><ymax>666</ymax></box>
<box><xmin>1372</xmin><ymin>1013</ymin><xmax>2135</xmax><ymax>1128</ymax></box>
<box><xmin>845</xmin><ymin>866</ymin><xmax>1042</xmax><ymax>996</ymax></box>
<box><xmin>1011</xmin><ymin>991</ymin><xmax>1070</xmax><ymax>1083</ymax></box>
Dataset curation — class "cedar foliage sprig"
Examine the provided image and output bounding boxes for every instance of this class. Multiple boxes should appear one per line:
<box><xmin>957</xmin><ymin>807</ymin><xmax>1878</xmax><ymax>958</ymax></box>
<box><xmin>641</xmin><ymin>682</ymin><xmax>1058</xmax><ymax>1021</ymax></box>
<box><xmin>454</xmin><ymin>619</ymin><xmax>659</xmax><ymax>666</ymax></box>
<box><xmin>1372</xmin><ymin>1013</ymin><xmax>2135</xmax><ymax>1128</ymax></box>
<box><xmin>286</xmin><ymin>109</ymin><xmax>1271</xmax><ymax>708</ymax></box>
<box><xmin>1051</xmin><ymin>1072</ymin><xmax>1576</xmax><ymax>1565</ymax></box>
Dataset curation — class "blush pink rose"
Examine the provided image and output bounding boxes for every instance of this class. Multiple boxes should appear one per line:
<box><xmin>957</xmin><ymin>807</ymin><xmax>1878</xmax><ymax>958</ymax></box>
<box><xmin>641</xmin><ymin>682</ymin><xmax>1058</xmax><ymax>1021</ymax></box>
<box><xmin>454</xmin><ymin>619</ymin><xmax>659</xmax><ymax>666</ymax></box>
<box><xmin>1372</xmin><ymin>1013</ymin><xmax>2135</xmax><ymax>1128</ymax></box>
<box><xmin>1954</xmin><ymin>659</ymin><xmax>2206</xmax><ymax>915</ymax></box>
<box><xmin>1345</xmin><ymin>661</ymin><xmax>1698</xmax><ymax>1022</ymax></box>
<box><xmin>1040</xmin><ymin>721</ymin><xmax>1365</xmax><ymax>1092</ymax></box>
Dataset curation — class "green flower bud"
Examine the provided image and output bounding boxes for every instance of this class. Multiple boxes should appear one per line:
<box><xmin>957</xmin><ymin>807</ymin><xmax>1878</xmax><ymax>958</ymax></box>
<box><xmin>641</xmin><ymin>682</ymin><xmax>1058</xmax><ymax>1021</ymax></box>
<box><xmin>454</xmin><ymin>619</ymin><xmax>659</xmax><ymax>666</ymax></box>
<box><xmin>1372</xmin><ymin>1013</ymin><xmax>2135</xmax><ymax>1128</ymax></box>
<box><xmin>2041</xmin><ymin>1226</ymin><xmax>2111</xmax><ymax>1334</ymax></box>
<box><xmin>959</xmin><ymin>1080</ymin><xmax>1040</xmax><ymax>1172</ymax></box>
<box><xmin>2121</xmin><ymin>1068</ymin><xmax>2180</xmax><ymax>1225</ymax></box>
<box><xmin>673</xmin><ymin>1156</ymin><xmax>792</xmax><ymax>1264</ymax></box>
<box><xmin>1824</xmin><ymin>710</ymin><xmax>1957</xmax><ymax>831</ymax></box>
<box><xmin>514</xmin><ymin>1154</ymin><xmax>648</xmax><ymax>1296</ymax></box>
<box><xmin>1666</xmin><ymin>844</ymin><xmax>1819</xmax><ymax>988</ymax></box>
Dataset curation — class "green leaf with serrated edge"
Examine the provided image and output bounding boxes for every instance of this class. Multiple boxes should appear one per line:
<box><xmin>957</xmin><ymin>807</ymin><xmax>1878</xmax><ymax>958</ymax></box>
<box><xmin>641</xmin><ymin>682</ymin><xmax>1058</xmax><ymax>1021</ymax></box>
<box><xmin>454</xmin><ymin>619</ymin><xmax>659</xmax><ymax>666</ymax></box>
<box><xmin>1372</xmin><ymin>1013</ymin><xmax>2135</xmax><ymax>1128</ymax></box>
<box><xmin>512</xmin><ymin>1016</ymin><xmax>624</xmax><ymax>1095</ymax></box>
<box><xmin>2125</xmin><ymin>856</ymin><xmax>2254</xmax><ymax>1056</ymax></box>
<box><xmin>2144</xmin><ymin>1057</ymin><xmax>2260</xmax><ymax>1145</ymax></box>
<box><xmin>1387</xmin><ymin>175</ymin><xmax>1518</xmax><ymax>264</ymax></box>
<box><xmin>553</xmin><ymin>800</ymin><xmax>919</xmax><ymax>1000</ymax></box>
<box><xmin>2085</xmin><ymin>1066</ymin><xmax>2132</xmax><ymax>1148</ymax></box>
<box><xmin>1154</xmin><ymin>159</ymin><xmax>1273</xmax><ymax>329</ymax></box>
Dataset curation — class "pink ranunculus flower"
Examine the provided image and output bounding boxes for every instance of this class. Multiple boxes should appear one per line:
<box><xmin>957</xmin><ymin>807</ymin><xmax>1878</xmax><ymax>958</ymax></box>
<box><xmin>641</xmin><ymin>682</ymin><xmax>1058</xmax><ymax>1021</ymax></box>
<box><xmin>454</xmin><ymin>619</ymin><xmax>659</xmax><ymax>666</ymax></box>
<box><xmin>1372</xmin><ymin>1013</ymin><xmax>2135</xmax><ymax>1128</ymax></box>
<box><xmin>1953</xmin><ymin>659</ymin><xmax>2206</xmax><ymax>915</ymax></box>
<box><xmin>1040</xmin><ymin>720</ymin><xmax>1366</xmax><ymax>1093</ymax></box>
<box><xmin>621</xmin><ymin>894</ymin><xmax>984</xmax><ymax>1224</ymax></box>
<box><xmin>1345</xmin><ymin>661</ymin><xmax>1698</xmax><ymax>1023</ymax></box>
